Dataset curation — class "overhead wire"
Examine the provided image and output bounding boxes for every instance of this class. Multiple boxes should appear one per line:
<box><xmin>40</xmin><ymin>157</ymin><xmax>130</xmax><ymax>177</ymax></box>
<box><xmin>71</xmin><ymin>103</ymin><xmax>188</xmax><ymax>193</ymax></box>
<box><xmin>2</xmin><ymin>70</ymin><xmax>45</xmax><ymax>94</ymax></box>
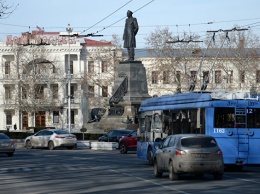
<box><xmin>90</xmin><ymin>0</ymin><xmax>155</xmax><ymax>35</ymax></box>
<box><xmin>80</xmin><ymin>0</ymin><xmax>133</xmax><ymax>34</ymax></box>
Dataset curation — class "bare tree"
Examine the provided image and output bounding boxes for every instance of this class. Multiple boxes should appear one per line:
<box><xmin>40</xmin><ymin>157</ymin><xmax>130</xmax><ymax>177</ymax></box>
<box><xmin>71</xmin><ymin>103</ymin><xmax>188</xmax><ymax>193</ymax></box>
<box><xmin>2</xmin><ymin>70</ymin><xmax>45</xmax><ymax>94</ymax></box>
<box><xmin>203</xmin><ymin>27</ymin><xmax>260</xmax><ymax>92</ymax></box>
<box><xmin>0</xmin><ymin>0</ymin><xmax>18</xmax><ymax>19</ymax></box>
<box><xmin>145</xmin><ymin>27</ymin><xmax>201</xmax><ymax>94</ymax></box>
<box><xmin>2</xmin><ymin>44</ymin><xmax>64</xmax><ymax>129</ymax></box>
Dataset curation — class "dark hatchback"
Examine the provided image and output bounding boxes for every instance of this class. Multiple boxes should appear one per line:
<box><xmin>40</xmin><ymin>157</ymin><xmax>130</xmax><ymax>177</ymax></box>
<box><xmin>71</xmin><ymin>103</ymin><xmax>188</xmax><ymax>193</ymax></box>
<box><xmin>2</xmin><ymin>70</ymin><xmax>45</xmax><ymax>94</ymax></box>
<box><xmin>98</xmin><ymin>129</ymin><xmax>133</xmax><ymax>142</ymax></box>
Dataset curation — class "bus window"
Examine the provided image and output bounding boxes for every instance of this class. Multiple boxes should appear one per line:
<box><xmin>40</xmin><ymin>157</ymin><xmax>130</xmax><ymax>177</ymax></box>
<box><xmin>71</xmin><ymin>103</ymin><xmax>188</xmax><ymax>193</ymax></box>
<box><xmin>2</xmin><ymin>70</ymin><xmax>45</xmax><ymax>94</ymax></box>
<box><xmin>152</xmin><ymin>113</ymin><xmax>162</xmax><ymax>130</ymax></box>
<box><xmin>145</xmin><ymin>116</ymin><xmax>152</xmax><ymax>132</ymax></box>
<box><xmin>248</xmin><ymin>108</ymin><xmax>260</xmax><ymax>128</ymax></box>
<box><xmin>214</xmin><ymin>108</ymin><xmax>235</xmax><ymax>128</ymax></box>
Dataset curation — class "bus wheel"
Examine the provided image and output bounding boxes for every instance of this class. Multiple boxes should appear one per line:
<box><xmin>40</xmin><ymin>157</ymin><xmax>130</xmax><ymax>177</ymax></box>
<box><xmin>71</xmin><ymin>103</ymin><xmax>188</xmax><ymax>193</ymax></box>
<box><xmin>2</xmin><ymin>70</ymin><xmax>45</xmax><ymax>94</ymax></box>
<box><xmin>169</xmin><ymin>161</ymin><xmax>178</xmax><ymax>180</ymax></box>
<box><xmin>147</xmin><ymin>147</ymin><xmax>153</xmax><ymax>165</ymax></box>
<box><xmin>154</xmin><ymin>159</ymin><xmax>163</xmax><ymax>177</ymax></box>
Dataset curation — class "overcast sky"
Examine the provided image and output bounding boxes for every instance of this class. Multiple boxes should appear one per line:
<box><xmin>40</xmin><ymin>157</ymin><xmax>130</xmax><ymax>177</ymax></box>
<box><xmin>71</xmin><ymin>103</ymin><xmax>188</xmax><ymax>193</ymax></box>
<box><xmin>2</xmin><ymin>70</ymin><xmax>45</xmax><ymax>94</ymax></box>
<box><xmin>0</xmin><ymin>0</ymin><xmax>259</xmax><ymax>48</ymax></box>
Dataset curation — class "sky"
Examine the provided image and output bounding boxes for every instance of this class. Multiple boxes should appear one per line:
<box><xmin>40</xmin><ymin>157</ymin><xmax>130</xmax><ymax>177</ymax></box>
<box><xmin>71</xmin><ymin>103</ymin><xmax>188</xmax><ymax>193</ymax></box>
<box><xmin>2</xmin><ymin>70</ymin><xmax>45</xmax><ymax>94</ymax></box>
<box><xmin>0</xmin><ymin>0</ymin><xmax>260</xmax><ymax>48</ymax></box>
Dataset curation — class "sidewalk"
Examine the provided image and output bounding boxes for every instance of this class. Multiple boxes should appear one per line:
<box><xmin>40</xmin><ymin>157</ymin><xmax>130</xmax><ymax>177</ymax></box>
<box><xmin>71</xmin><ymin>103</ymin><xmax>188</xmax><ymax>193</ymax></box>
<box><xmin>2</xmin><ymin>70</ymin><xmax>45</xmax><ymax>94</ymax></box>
<box><xmin>15</xmin><ymin>140</ymin><xmax>92</xmax><ymax>149</ymax></box>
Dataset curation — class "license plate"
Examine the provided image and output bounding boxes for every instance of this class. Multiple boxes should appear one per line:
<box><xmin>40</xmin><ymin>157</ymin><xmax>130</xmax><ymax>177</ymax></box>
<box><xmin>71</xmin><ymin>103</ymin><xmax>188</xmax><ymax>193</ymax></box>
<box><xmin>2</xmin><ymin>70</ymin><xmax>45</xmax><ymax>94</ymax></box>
<box><xmin>0</xmin><ymin>143</ymin><xmax>9</xmax><ymax>147</ymax></box>
<box><xmin>192</xmin><ymin>153</ymin><xmax>209</xmax><ymax>158</ymax></box>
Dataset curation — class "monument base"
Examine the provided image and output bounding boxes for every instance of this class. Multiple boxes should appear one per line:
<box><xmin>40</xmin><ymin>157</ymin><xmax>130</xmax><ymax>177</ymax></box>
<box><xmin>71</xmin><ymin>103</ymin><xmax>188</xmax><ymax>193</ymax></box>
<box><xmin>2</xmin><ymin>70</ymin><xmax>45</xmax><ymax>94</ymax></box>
<box><xmin>86</xmin><ymin>60</ymin><xmax>150</xmax><ymax>132</ymax></box>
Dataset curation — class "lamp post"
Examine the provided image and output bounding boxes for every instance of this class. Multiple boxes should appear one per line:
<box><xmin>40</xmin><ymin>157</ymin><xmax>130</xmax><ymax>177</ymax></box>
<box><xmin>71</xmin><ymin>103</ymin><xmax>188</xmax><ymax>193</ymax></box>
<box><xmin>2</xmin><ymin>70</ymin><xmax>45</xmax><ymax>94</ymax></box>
<box><xmin>66</xmin><ymin>24</ymin><xmax>72</xmax><ymax>133</ymax></box>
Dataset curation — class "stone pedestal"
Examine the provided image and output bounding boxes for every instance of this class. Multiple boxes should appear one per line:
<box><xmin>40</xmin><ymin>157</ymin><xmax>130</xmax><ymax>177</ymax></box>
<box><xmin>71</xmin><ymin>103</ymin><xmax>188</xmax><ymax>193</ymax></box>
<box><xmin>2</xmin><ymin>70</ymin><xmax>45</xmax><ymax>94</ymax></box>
<box><xmin>86</xmin><ymin>60</ymin><xmax>150</xmax><ymax>131</ymax></box>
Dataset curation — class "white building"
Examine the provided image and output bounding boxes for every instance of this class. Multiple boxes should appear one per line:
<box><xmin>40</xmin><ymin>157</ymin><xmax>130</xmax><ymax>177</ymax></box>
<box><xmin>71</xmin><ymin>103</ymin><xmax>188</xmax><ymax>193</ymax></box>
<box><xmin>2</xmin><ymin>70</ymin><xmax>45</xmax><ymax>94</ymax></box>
<box><xmin>1</xmin><ymin>30</ymin><xmax>260</xmax><ymax>132</ymax></box>
<box><xmin>0</xmin><ymin>30</ymin><xmax>117</xmax><ymax>132</ymax></box>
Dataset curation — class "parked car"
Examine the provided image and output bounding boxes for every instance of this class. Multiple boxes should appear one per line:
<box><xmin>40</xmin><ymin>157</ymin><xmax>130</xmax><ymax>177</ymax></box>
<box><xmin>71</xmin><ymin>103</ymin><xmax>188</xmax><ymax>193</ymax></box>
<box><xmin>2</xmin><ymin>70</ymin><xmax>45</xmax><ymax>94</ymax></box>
<box><xmin>153</xmin><ymin>134</ymin><xmax>224</xmax><ymax>180</ymax></box>
<box><xmin>24</xmin><ymin>129</ymin><xmax>77</xmax><ymax>150</ymax></box>
<box><xmin>98</xmin><ymin>129</ymin><xmax>133</xmax><ymax>142</ymax></box>
<box><xmin>118</xmin><ymin>130</ymin><xmax>137</xmax><ymax>154</ymax></box>
<box><xmin>0</xmin><ymin>133</ymin><xmax>15</xmax><ymax>157</ymax></box>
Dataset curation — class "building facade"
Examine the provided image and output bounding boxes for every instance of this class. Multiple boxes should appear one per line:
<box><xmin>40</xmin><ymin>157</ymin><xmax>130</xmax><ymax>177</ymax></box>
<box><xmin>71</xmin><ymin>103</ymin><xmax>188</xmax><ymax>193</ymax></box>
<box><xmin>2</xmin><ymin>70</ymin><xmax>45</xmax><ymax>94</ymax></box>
<box><xmin>0</xmin><ymin>30</ymin><xmax>117</xmax><ymax>131</ymax></box>
<box><xmin>1</xmin><ymin>30</ymin><xmax>260</xmax><ymax>132</ymax></box>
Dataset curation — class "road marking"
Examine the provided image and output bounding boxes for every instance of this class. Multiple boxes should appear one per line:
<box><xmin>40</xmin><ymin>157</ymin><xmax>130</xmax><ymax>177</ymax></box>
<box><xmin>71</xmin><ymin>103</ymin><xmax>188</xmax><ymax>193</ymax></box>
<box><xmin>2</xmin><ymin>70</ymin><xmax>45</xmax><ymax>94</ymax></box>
<box><xmin>224</xmin><ymin>175</ymin><xmax>259</xmax><ymax>183</ymax></box>
<box><xmin>109</xmin><ymin>169</ymin><xmax>190</xmax><ymax>194</ymax></box>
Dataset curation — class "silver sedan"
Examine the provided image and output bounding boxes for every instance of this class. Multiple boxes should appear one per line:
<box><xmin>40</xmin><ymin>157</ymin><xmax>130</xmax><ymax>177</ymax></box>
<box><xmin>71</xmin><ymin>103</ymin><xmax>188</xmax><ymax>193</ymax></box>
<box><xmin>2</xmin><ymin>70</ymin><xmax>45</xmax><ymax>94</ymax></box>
<box><xmin>0</xmin><ymin>133</ymin><xmax>15</xmax><ymax>157</ymax></box>
<box><xmin>25</xmin><ymin>129</ymin><xmax>77</xmax><ymax>150</ymax></box>
<box><xmin>154</xmin><ymin>134</ymin><xmax>224</xmax><ymax>180</ymax></box>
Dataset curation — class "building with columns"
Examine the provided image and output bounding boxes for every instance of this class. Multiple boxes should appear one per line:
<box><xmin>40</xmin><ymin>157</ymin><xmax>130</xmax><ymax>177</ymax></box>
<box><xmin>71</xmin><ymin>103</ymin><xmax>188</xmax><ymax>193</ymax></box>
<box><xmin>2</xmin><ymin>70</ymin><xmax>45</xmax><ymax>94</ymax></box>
<box><xmin>1</xmin><ymin>30</ymin><xmax>260</xmax><ymax>132</ymax></box>
<box><xmin>0</xmin><ymin>30</ymin><xmax>117</xmax><ymax>131</ymax></box>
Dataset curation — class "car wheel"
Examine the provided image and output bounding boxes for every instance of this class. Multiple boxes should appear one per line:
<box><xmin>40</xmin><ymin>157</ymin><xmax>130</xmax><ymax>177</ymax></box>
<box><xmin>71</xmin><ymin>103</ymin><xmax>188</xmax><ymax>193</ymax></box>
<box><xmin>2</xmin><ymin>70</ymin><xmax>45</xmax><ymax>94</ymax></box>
<box><xmin>147</xmin><ymin>147</ymin><xmax>154</xmax><ymax>165</ymax></box>
<box><xmin>154</xmin><ymin>159</ymin><xmax>163</xmax><ymax>177</ymax></box>
<box><xmin>48</xmin><ymin>141</ymin><xmax>55</xmax><ymax>150</ymax></box>
<box><xmin>66</xmin><ymin>146</ymin><xmax>74</xmax><ymax>149</ymax></box>
<box><xmin>169</xmin><ymin>161</ymin><xmax>178</xmax><ymax>180</ymax></box>
<box><xmin>213</xmin><ymin>172</ymin><xmax>223</xmax><ymax>180</ymax></box>
<box><xmin>119</xmin><ymin>143</ymin><xmax>127</xmax><ymax>154</ymax></box>
<box><xmin>7</xmin><ymin>152</ymin><xmax>14</xmax><ymax>157</ymax></box>
<box><xmin>25</xmin><ymin>140</ymin><xmax>32</xmax><ymax>149</ymax></box>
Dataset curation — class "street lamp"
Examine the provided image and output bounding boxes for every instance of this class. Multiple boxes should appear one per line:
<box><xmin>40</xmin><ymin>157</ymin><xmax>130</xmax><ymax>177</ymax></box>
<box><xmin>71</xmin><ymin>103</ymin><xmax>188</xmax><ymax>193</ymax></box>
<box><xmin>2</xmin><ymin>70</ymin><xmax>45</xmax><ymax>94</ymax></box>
<box><xmin>67</xmin><ymin>24</ymin><xmax>72</xmax><ymax>133</ymax></box>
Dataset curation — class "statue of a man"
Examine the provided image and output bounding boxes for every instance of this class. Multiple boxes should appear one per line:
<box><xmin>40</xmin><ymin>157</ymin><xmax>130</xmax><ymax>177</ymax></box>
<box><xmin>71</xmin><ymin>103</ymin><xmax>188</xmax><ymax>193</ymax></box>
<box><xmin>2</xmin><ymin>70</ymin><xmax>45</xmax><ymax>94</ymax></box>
<box><xmin>123</xmin><ymin>10</ymin><xmax>139</xmax><ymax>61</ymax></box>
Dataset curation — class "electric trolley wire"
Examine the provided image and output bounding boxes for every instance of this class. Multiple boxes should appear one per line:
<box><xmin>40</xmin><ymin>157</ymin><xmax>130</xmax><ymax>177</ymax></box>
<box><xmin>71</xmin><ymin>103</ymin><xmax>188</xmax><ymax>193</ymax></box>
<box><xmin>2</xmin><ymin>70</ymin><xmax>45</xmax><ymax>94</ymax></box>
<box><xmin>88</xmin><ymin>0</ymin><xmax>155</xmax><ymax>36</ymax></box>
<box><xmin>80</xmin><ymin>0</ymin><xmax>133</xmax><ymax>34</ymax></box>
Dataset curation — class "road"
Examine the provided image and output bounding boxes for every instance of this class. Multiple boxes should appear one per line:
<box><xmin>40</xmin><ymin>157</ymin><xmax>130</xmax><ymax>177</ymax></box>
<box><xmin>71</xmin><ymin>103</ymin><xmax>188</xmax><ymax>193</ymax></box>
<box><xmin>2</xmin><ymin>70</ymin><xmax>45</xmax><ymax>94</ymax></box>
<box><xmin>0</xmin><ymin>147</ymin><xmax>260</xmax><ymax>194</ymax></box>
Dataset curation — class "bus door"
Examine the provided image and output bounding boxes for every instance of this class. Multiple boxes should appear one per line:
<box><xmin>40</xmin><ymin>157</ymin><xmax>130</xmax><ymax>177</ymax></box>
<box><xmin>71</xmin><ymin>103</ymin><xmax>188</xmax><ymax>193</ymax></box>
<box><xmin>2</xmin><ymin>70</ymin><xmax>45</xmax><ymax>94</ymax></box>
<box><xmin>234</xmin><ymin>107</ymin><xmax>249</xmax><ymax>165</ymax></box>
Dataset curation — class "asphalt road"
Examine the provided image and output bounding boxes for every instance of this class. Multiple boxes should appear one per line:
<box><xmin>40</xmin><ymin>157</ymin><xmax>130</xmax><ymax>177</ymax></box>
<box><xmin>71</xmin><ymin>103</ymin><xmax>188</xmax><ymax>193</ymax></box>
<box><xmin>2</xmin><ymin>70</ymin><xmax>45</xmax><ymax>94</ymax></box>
<box><xmin>0</xmin><ymin>147</ymin><xmax>260</xmax><ymax>194</ymax></box>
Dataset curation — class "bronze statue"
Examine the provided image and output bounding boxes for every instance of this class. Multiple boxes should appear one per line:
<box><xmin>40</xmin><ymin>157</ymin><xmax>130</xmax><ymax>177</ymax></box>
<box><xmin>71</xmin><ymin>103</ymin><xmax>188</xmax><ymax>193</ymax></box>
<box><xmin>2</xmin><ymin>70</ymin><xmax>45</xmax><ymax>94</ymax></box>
<box><xmin>123</xmin><ymin>10</ymin><xmax>139</xmax><ymax>61</ymax></box>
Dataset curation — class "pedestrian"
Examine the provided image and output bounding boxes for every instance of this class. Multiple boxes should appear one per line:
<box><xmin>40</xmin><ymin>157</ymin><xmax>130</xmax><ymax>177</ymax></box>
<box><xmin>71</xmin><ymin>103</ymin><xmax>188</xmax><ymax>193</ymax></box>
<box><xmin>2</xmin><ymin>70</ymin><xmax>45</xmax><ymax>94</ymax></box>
<box><xmin>14</xmin><ymin>123</ymin><xmax>17</xmax><ymax>130</ymax></box>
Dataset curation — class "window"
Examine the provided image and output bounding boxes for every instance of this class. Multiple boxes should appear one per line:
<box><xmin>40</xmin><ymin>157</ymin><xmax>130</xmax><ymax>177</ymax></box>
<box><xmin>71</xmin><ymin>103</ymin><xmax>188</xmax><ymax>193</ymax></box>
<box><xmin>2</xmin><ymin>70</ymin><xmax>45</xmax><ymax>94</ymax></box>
<box><xmin>70</xmin><ymin>61</ymin><xmax>73</xmax><ymax>74</ymax></box>
<box><xmin>152</xmin><ymin>71</ymin><xmax>158</xmax><ymax>84</ymax></box>
<box><xmin>5</xmin><ymin>86</ymin><xmax>12</xmax><ymax>100</ymax></box>
<box><xmin>67</xmin><ymin>110</ymin><xmax>75</xmax><ymax>124</ymax></box>
<box><xmin>102</xmin><ymin>61</ymin><xmax>108</xmax><ymax>72</ymax></box>
<box><xmin>88</xmin><ymin>85</ymin><xmax>94</xmax><ymax>97</ymax></box>
<box><xmin>248</xmin><ymin>108</ymin><xmax>260</xmax><ymax>128</ymax></box>
<box><xmin>22</xmin><ymin>86</ymin><xmax>27</xmax><ymax>99</ymax></box>
<box><xmin>190</xmin><ymin>71</ymin><xmax>197</xmax><ymax>81</ymax></box>
<box><xmin>162</xmin><ymin>136</ymin><xmax>172</xmax><ymax>148</ymax></box>
<box><xmin>88</xmin><ymin>61</ymin><xmax>94</xmax><ymax>73</ymax></box>
<box><xmin>215</xmin><ymin>70</ymin><xmax>221</xmax><ymax>84</ymax></box>
<box><xmin>240</xmin><ymin>70</ymin><xmax>245</xmax><ymax>83</ymax></box>
<box><xmin>35</xmin><ymin>85</ymin><xmax>44</xmax><ymax>99</ymax></box>
<box><xmin>35</xmin><ymin>112</ymin><xmax>46</xmax><ymax>127</ymax></box>
<box><xmin>6</xmin><ymin>114</ymin><xmax>12</xmax><ymax>125</ymax></box>
<box><xmin>227</xmin><ymin>71</ymin><xmax>233</xmax><ymax>83</ymax></box>
<box><xmin>214</xmin><ymin>108</ymin><xmax>235</xmax><ymax>128</ymax></box>
<box><xmin>256</xmin><ymin>70</ymin><xmax>260</xmax><ymax>83</ymax></box>
<box><xmin>53</xmin><ymin>65</ymin><xmax>57</xmax><ymax>73</ymax></box>
<box><xmin>163</xmin><ymin>71</ymin><xmax>169</xmax><ymax>84</ymax></box>
<box><xmin>203</xmin><ymin>71</ymin><xmax>209</xmax><ymax>83</ymax></box>
<box><xmin>52</xmin><ymin>85</ymin><xmax>58</xmax><ymax>99</ymax></box>
<box><xmin>5</xmin><ymin>61</ymin><xmax>10</xmax><ymax>74</ymax></box>
<box><xmin>53</xmin><ymin>111</ymin><xmax>59</xmax><ymax>123</ymax></box>
<box><xmin>102</xmin><ymin>86</ymin><xmax>108</xmax><ymax>97</ymax></box>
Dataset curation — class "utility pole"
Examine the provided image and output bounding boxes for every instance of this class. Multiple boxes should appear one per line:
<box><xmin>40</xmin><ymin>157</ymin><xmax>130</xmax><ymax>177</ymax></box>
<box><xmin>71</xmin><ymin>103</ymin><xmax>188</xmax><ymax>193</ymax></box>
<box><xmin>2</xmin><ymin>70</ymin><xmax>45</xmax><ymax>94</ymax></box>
<box><xmin>60</xmin><ymin>24</ymin><xmax>78</xmax><ymax>133</ymax></box>
<box><xmin>60</xmin><ymin>28</ymin><xmax>103</xmax><ymax>132</ymax></box>
<box><xmin>67</xmin><ymin>24</ymin><xmax>72</xmax><ymax>133</ymax></box>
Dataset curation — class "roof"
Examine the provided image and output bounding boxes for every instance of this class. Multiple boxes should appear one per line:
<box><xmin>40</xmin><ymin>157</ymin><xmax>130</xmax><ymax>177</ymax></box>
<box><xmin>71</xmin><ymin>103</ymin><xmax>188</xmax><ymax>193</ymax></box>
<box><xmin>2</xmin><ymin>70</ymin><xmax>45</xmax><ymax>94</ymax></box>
<box><xmin>134</xmin><ymin>48</ymin><xmax>260</xmax><ymax>59</ymax></box>
<box><xmin>81</xmin><ymin>38</ymin><xmax>113</xmax><ymax>47</ymax></box>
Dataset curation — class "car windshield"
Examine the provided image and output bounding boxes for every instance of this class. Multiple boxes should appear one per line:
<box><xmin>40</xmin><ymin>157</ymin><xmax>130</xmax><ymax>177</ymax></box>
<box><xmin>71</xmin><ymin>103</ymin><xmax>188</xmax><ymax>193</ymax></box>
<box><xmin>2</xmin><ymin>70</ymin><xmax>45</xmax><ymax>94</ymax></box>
<box><xmin>181</xmin><ymin>137</ymin><xmax>217</xmax><ymax>148</ymax></box>
<box><xmin>54</xmin><ymin>130</ymin><xmax>70</xmax><ymax>135</ymax></box>
<box><xmin>0</xmin><ymin>133</ymin><xmax>10</xmax><ymax>140</ymax></box>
